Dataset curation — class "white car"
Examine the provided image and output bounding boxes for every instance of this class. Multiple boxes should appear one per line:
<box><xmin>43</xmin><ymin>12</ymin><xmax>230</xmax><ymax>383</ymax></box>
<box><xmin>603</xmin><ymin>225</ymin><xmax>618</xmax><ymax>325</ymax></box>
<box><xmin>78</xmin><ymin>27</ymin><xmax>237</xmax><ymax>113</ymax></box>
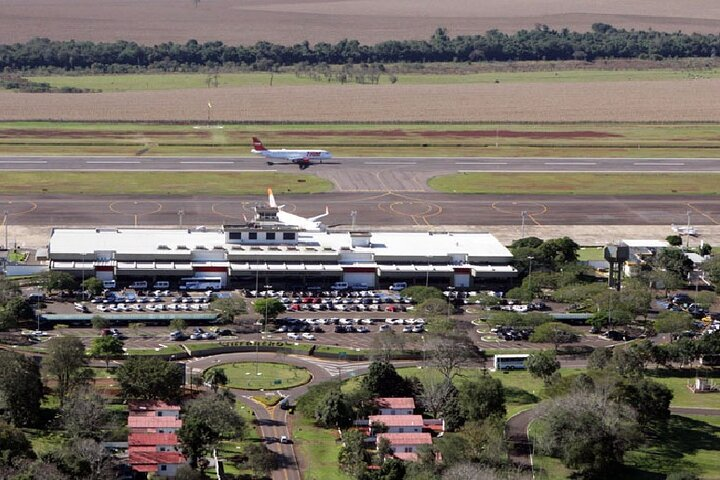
<box><xmin>287</xmin><ymin>332</ymin><xmax>300</xmax><ymax>340</ymax></box>
<box><xmin>402</xmin><ymin>325</ymin><xmax>413</xmax><ymax>333</ymax></box>
<box><xmin>356</xmin><ymin>326</ymin><xmax>370</xmax><ymax>333</ymax></box>
<box><xmin>301</xmin><ymin>333</ymin><xmax>316</xmax><ymax>341</ymax></box>
<box><xmin>379</xmin><ymin>325</ymin><xmax>391</xmax><ymax>332</ymax></box>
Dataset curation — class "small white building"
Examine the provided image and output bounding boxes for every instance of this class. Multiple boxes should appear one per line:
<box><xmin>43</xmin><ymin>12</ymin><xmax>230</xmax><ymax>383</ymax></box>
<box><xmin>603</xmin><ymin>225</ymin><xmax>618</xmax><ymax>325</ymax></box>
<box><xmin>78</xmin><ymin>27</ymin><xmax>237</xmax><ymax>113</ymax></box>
<box><xmin>375</xmin><ymin>397</ymin><xmax>416</xmax><ymax>416</ymax></box>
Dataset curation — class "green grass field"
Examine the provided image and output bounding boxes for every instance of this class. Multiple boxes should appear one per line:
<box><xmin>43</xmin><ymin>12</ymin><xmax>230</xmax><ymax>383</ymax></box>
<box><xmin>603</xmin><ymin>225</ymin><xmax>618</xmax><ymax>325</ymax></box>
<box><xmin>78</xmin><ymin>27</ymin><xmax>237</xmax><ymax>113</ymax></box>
<box><xmin>208</xmin><ymin>362</ymin><xmax>312</xmax><ymax>390</ymax></box>
<box><xmin>294</xmin><ymin>416</ymin><xmax>350</xmax><ymax>480</ymax></box>
<box><xmin>577</xmin><ymin>247</ymin><xmax>606</xmax><ymax>262</ymax></box>
<box><xmin>428</xmin><ymin>172</ymin><xmax>720</xmax><ymax>195</ymax></box>
<box><xmin>4</xmin><ymin>121</ymin><xmax>720</xmax><ymax>158</ymax></box>
<box><xmin>27</xmin><ymin>68</ymin><xmax>720</xmax><ymax>92</ymax></box>
<box><xmin>0</xmin><ymin>172</ymin><xmax>332</xmax><ymax>195</ymax></box>
<box><xmin>532</xmin><ymin>415</ymin><xmax>720</xmax><ymax>479</ymax></box>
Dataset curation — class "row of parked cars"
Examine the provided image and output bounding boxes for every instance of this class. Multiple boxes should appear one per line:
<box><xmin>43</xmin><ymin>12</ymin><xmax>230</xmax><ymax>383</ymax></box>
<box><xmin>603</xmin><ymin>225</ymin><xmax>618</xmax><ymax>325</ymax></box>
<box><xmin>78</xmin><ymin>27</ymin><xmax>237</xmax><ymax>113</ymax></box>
<box><xmin>490</xmin><ymin>325</ymin><xmax>533</xmax><ymax>341</ymax></box>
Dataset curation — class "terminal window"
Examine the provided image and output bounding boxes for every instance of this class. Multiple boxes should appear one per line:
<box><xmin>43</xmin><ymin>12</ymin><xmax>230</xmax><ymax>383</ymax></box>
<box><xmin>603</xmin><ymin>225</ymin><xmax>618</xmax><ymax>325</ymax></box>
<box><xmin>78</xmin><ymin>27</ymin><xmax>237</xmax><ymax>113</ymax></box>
<box><xmin>283</xmin><ymin>233</ymin><xmax>295</xmax><ymax>240</ymax></box>
<box><xmin>249</xmin><ymin>232</ymin><xmax>257</xmax><ymax>240</ymax></box>
<box><xmin>266</xmin><ymin>232</ymin><xmax>276</xmax><ymax>240</ymax></box>
<box><xmin>228</xmin><ymin>232</ymin><xmax>242</xmax><ymax>240</ymax></box>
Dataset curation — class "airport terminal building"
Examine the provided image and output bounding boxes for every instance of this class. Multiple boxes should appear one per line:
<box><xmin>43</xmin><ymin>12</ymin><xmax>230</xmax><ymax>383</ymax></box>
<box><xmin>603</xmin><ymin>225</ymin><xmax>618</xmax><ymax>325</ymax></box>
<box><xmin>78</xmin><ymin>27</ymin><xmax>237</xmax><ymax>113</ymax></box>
<box><xmin>48</xmin><ymin>206</ymin><xmax>517</xmax><ymax>289</ymax></box>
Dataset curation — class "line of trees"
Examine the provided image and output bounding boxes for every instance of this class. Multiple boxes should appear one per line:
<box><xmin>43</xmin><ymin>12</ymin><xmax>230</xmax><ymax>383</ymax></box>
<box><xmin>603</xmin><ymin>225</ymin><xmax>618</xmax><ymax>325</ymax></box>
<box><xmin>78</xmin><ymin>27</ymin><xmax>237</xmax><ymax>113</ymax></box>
<box><xmin>3</xmin><ymin>24</ymin><xmax>720</xmax><ymax>72</ymax></box>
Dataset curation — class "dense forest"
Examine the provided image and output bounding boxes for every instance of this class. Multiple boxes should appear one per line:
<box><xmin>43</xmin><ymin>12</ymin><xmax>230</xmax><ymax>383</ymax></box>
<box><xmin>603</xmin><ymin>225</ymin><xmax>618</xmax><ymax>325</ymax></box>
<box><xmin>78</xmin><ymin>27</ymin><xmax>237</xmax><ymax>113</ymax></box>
<box><xmin>2</xmin><ymin>24</ymin><xmax>720</xmax><ymax>72</ymax></box>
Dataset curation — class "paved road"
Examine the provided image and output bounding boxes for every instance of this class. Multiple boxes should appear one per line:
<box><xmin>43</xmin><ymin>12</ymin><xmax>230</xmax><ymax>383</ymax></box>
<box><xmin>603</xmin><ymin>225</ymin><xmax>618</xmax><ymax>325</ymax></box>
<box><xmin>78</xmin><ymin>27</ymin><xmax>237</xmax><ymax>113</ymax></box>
<box><xmin>2</xmin><ymin>155</ymin><xmax>720</xmax><ymax>192</ymax></box>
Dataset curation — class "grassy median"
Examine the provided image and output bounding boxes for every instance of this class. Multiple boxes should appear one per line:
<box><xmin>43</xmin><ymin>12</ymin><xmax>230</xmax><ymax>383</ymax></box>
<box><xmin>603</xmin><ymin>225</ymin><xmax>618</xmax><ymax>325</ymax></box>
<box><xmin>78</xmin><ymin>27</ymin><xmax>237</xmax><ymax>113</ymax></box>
<box><xmin>429</xmin><ymin>172</ymin><xmax>720</xmax><ymax>195</ymax></box>
<box><xmin>0</xmin><ymin>172</ymin><xmax>332</xmax><ymax>195</ymax></box>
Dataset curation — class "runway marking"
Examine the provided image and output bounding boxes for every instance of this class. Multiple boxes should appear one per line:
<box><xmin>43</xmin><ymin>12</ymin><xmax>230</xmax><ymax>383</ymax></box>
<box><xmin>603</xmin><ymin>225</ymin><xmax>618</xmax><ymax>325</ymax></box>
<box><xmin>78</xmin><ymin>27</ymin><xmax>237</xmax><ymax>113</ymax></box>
<box><xmin>180</xmin><ymin>161</ymin><xmax>234</xmax><ymax>165</ymax></box>
<box><xmin>544</xmin><ymin>162</ymin><xmax>597</xmax><ymax>166</ymax></box>
<box><xmin>633</xmin><ymin>162</ymin><xmax>686</xmax><ymax>166</ymax></box>
<box><xmin>686</xmin><ymin>203</ymin><xmax>720</xmax><ymax>225</ymax></box>
<box><xmin>86</xmin><ymin>160</ymin><xmax>142</xmax><ymax>164</ymax></box>
<box><xmin>0</xmin><ymin>200</ymin><xmax>38</xmax><ymax>217</ymax></box>
<box><xmin>108</xmin><ymin>201</ymin><xmax>163</xmax><ymax>226</ymax></box>
<box><xmin>364</xmin><ymin>162</ymin><xmax>417</xmax><ymax>165</ymax></box>
<box><xmin>455</xmin><ymin>162</ymin><xmax>508</xmax><ymax>165</ymax></box>
<box><xmin>0</xmin><ymin>160</ymin><xmax>47</xmax><ymax>164</ymax></box>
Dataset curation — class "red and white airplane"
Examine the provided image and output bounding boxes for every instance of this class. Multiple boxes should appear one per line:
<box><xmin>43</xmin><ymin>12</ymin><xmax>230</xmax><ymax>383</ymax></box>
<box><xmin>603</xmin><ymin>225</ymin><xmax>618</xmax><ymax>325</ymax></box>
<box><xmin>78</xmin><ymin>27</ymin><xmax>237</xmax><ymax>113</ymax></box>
<box><xmin>251</xmin><ymin>137</ymin><xmax>334</xmax><ymax>169</ymax></box>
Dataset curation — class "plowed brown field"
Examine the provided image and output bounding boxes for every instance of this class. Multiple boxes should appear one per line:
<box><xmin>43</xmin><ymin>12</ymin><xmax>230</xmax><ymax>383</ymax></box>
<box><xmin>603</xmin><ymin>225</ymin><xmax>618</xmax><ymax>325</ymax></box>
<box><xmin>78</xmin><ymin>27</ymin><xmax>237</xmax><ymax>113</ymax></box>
<box><xmin>3</xmin><ymin>79</ymin><xmax>720</xmax><ymax>122</ymax></box>
<box><xmin>2</xmin><ymin>0</ymin><xmax>720</xmax><ymax>44</ymax></box>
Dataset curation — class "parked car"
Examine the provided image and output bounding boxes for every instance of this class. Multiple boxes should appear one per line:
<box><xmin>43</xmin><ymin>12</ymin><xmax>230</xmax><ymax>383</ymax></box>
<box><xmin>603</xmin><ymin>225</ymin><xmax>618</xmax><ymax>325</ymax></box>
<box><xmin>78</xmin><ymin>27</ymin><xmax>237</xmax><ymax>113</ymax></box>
<box><xmin>301</xmin><ymin>333</ymin><xmax>316</xmax><ymax>340</ymax></box>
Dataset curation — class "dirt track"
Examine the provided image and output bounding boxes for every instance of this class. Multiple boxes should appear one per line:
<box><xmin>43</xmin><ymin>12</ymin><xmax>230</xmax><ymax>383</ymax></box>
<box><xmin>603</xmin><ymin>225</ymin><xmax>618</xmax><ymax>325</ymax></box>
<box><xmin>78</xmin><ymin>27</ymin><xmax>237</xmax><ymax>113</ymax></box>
<box><xmin>4</xmin><ymin>80</ymin><xmax>720</xmax><ymax>122</ymax></box>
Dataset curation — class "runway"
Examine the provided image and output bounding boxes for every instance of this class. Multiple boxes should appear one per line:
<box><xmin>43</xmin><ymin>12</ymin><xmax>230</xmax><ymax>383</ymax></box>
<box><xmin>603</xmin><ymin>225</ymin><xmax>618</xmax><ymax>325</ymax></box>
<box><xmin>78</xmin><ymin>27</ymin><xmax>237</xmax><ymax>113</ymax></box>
<box><xmin>1</xmin><ymin>155</ymin><xmax>720</xmax><ymax>228</ymax></box>
<box><xmin>3</xmin><ymin>155</ymin><xmax>720</xmax><ymax>192</ymax></box>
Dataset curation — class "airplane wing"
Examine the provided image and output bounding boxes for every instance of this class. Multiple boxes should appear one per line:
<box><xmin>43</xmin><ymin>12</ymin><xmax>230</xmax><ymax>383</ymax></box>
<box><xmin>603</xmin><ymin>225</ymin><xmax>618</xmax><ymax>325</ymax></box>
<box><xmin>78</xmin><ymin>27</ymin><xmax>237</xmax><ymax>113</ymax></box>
<box><xmin>308</xmin><ymin>206</ymin><xmax>329</xmax><ymax>222</ymax></box>
<box><xmin>267</xmin><ymin>188</ymin><xmax>277</xmax><ymax>208</ymax></box>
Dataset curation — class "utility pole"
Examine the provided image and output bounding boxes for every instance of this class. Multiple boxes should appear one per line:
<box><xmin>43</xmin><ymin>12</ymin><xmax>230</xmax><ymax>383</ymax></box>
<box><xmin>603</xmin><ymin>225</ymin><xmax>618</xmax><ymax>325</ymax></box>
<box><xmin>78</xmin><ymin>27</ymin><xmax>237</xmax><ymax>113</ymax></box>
<box><xmin>3</xmin><ymin>210</ymin><xmax>8</xmax><ymax>250</ymax></box>
<box><xmin>527</xmin><ymin>256</ymin><xmax>534</xmax><ymax>301</ymax></box>
<box><xmin>178</xmin><ymin>209</ymin><xmax>185</xmax><ymax>227</ymax></box>
<box><xmin>521</xmin><ymin>210</ymin><xmax>527</xmax><ymax>239</ymax></box>
<box><xmin>350</xmin><ymin>210</ymin><xmax>357</xmax><ymax>229</ymax></box>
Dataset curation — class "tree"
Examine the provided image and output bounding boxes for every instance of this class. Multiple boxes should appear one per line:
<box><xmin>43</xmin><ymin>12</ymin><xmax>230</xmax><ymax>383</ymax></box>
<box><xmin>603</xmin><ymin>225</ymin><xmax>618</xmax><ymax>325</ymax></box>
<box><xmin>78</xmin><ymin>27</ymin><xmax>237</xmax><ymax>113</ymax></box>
<box><xmin>252</xmin><ymin>297</ymin><xmax>286</xmax><ymax>321</ymax></box>
<box><xmin>175</xmin><ymin>465</ymin><xmax>204</xmax><ymax>480</ymax></box>
<box><xmin>610</xmin><ymin>345</ymin><xmax>646</xmax><ymax>377</ymax></box>
<box><xmin>1</xmin><ymin>297</ymin><xmax>33</xmax><ymax>326</ymax></box>
<box><xmin>202</xmin><ymin>367</ymin><xmax>228</xmax><ymax>393</ymax></box>
<box><xmin>40</xmin><ymin>271</ymin><xmax>77</xmax><ymax>294</ymax></box>
<box><xmin>244</xmin><ymin>444</ymin><xmax>278</xmax><ymax>479</ymax></box>
<box><xmin>400</xmin><ymin>286</ymin><xmax>444</xmax><ymax>304</ymax></box>
<box><xmin>0</xmin><ymin>351</ymin><xmax>43</xmax><ymax>427</ymax></box>
<box><xmin>315</xmin><ymin>389</ymin><xmax>352</xmax><ymax>428</ymax></box>
<box><xmin>458</xmin><ymin>374</ymin><xmax>506</xmax><ymax>421</ymax></box>
<box><xmin>417</xmin><ymin>298</ymin><xmax>450</xmax><ymax>317</ymax></box>
<box><xmin>666</xmin><ymin>234</ymin><xmax>682</xmax><ymax>246</ymax></box>
<box><xmin>81</xmin><ymin>277</ymin><xmax>103</xmax><ymax>297</ymax></box>
<box><xmin>362</xmin><ymin>361</ymin><xmax>413</xmax><ymax>398</ymax></box>
<box><xmin>529</xmin><ymin>322</ymin><xmax>578</xmax><ymax>347</ymax></box>
<box><xmin>178</xmin><ymin>394</ymin><xmax>245</xmax><ymax>469</ymax></box>
<box><xmin>338</xmin><ymin>429</ymin><xmax>369</xmax><ymax>479</ymax></box>
<box><xmin>54</xmin><ymin>438</ymin><xmax>117</xmax><ymax>480</ymax></box>
<box><xmin>459</xmin><ymin>417</ymin><xmax>508</xmax><ymax>467</ymax></box>
<box><xmin>702</xmin><ymin>255</ymin><xmax>720</xmax><ymax>284</ymax></box>
<box><xmin>169</xmin><ymin>318</ymin><xmax>187</xmax><ymax>332</ymax></box>
<box><xmin>526</xmin><ymin>350</ymin><xmax>560</xmax><ymax>385</ymax></box>
<box><xmin>371</xmin><ymin>330</ymin><xmax>406</xmax><ymax>361</ymax></box>
<box><xmin>0</xmin><ymin>421</ymin><xmax>35</xmax><ymax>465</ymax></box>
<box><xmin>90</xmin><ymin>315</ymin><xmax>108</xmax><ymax>331</ymax></box>
<box><xmin>377</xmin><ymin>457</ymin><xmax>406</xmax><ymax>479</ymax></box>
<box><xmin>377</xmin><ymin>436</ymin><xmax>393</xmax><ymax>462</ymax></box>
<box><xmin>655</xmin><ymin>311</ymin><xmax>694</xmax><ymax>334</ymax></box>
<box><xmin>613</xmin><ymin>378</ymin><xmax>672</xmax><ymax>429</ymax></box>
<box><xmin>211</xmin><ymin>297</ymin><xmax>247</xmax><ymax>324</ymax></box>
<box><xmin>535</xmin><ymin>390</ymin><xmax>641</xmax><ymax>476</ymax></box>
<box><xmin>61</xmin><ymin>387</ymin><xmax>107</xmax><ymax>440</ymax></box>
<box><xmin>657</xmin><ymin>247</ymin><xmax>694</xmax><ymax>280</ymax></box>
<box><xmin>89</xmin><ymin>335</ymin><xmax>124</xmax><ymax>369</ymax></box>
<box><xmin>587</xmin><ymin>347</ymin><xmax>613</xmax><ymax>371</ymax></box>
<box><xmin>427</xmin><ymin>334</ymin><xmax>473</xmax><ymax>381</ymax></box>
<box><xmin>116</xmin><ymin>356</ymin><xmax>183</xmax><ymax>401</ymax></box>
<box><xmin>44</xmin><ymin>336</ymin><xmax>91</xmax><ymax>407</ymax></box>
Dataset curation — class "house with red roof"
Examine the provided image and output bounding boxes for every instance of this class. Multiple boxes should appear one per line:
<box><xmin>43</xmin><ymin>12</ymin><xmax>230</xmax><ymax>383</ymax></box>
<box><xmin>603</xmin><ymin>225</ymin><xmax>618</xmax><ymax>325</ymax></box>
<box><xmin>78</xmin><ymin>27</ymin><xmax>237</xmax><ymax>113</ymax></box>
<box><xmin>355</xmin><ymin>397</ymin><xmax>444</xmax><ymax>462</ymax></box>
<box><xmin>128</xmin><ymin>401</ymin><xmax>186</xmax><ymax>478</ymax></box>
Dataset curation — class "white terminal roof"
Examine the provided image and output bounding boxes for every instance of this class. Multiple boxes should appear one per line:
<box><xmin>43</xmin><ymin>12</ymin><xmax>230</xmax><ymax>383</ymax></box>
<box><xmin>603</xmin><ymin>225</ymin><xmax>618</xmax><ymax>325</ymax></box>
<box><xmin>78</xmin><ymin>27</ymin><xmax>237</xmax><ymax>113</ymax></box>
<box><xmin>621</xmin><ymin>239</ymin><xmax>670</xmax><ymax>248</ymax></box>
<box><xmin>49</xmin><ymin>228</ymin><xmax>513</xmax><ymax>260</ymax></box>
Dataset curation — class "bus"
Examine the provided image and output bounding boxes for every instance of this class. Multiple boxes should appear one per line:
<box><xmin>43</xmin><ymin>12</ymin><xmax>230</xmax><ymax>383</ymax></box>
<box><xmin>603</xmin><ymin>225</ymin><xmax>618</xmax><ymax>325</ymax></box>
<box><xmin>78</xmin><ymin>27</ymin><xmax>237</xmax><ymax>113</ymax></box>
<box><xmin>494</xmin><ymin>354</ymin><xmax>530</xmax><ymax>371</ymax></box>
<box><xmin>179</xmin><ymin>277</ymin><xmax>223</xmax><ymax>291</ymax></box>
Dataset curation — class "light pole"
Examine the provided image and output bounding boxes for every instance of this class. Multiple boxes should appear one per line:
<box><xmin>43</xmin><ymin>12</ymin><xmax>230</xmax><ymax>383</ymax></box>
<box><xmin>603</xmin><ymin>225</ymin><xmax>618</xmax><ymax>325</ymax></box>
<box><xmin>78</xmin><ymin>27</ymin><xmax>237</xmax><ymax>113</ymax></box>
<box><xmin>350</xmin><ymin>210</ymin><xmax>357</xmax><ymax>229</ymax></box>
<box><xmin>521</xmin><ymin>211</ymin><xmax>527</xmax><ymax>239</ymax></box>
<box><xmin>686</xmin><ymin>210</ymin><xmax>692</xmax><ymax>249</ymax></box>
<box><xmin>3</xmin><ymin>210</ymin><xmax>8</xmax><ymax>250</ymax></box>
<box><xmin>178</xmin><ymin>209</ymin><xmax>185</xmax><ymax>227</ymax></box>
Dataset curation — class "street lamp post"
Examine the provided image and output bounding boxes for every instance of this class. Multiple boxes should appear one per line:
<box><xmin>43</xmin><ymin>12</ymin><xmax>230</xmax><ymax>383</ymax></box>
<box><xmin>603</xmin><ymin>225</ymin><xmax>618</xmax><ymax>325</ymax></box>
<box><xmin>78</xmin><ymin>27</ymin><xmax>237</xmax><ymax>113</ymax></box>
<box><xmin>3</xmin><ymin>210</ymin><xmax>8</xmax><ymax>250</ymax></box>
<box><xmin>178</xmin><ymin>209</ymin><xmax>185</xmax><ymax>227</ymax></box>
<box><xmin>521</xmin><ymin>211</ymin><xmax>527</xmax><ymax>239</ymax></box>
<box><xmin>686</xmin><ymin>210</ymin><xmax>692</xmax><ymax>249</ymax></box>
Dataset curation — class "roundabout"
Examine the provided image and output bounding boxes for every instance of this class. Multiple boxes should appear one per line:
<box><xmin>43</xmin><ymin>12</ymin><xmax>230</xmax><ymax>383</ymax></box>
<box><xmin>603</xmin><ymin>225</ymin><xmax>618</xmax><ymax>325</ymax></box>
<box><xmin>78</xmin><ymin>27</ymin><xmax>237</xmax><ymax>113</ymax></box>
<box><xmin>205</xmin><ymin>361</ymin><xmax>312</xmax><ymax>391</ymax></box>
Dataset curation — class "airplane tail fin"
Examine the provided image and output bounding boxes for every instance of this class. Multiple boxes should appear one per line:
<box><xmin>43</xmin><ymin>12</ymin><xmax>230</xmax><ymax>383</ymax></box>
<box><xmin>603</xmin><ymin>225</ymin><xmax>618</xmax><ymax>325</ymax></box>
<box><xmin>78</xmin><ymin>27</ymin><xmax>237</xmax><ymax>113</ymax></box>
<box><xmin>252</xmin><ymin>137</ymin><xmax>267</xmax><ymax>151</ymax></box>
<box><xmin>309</xmin><ymin>206</ymin><xmax>329</xmax><ymax>222</ymax></box>
<box><xmin>267</xmin><ymin>188</ymin><xmax>277</xmax><ymax>207</ymax></box>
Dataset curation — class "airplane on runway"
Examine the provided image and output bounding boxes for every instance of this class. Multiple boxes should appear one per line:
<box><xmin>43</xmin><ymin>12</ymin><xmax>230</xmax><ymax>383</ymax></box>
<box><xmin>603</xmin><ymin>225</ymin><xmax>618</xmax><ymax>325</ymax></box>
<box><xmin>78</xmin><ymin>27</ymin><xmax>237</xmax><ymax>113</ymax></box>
<box><xmin>267</xmin><ymin>188</ymin><xmax>328</xmax><ymax>231</ymax></box>
<box><xmin>251</xmin><ymin>137</ymin><xmax>335</xmax><ymax>169</ymax></box>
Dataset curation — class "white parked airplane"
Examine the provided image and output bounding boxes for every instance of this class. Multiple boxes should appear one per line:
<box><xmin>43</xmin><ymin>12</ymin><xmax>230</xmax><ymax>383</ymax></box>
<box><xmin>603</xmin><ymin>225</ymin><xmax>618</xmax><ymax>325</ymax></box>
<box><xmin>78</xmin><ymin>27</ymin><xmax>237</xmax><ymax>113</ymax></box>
<box><xmin>672</xmin><ymin>224</ymin><xmax>698</xmax><ymax>236</ymax></box>
<box><xmin>267</xmin><ymin>188</ymin><xmax>328</xmax><ymax>231</ymax></box>
<box><xmin>251</xmin><ymin>137</ymin><xmax>334</xmax><ymax>169</ymax></box>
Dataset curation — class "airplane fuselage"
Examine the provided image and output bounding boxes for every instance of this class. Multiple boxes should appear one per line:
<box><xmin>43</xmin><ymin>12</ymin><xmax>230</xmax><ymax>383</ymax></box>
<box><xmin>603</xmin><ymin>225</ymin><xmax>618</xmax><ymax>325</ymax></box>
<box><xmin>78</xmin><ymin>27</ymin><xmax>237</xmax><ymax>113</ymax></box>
<box><xmin>252</xmin><ymin>148</ymin><xmax>332</xmax><ymax>162</ymax></box>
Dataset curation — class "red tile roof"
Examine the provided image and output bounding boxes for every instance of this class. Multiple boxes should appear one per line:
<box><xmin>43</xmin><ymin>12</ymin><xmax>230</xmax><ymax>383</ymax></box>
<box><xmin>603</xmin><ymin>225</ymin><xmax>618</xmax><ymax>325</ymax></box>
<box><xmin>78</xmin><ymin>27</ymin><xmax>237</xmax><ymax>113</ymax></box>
<box><xmin>376</xmin><ymin>432</ymin><xmax>432</xmax><ymax>445</ymax></box>
<box><xmin>393</xmin><ymin>452</ymin><xmax>419</xmax><ymax>461</ymax></box>
<box><xmin>129</xmin><ymin>400</ymin><xmax>181</xmax><ymax>412</ymax></box>
<box><xmin>369</xmin><ymin>415</ymin><xmax>424</xmax><ymax>427</ymax></box>
<box><xmin>129</xmin><ymin>450</ymin><xmax>185</xmax><ymax>466</ymax></box>
<box><xmin>375</xmin><ymin>397</ymin><xmax>415</xmax><ymax>410</ymax></box>
<box><xmin>129</xmin><ymin>433</ymin><xmax>179</xmax><ymax>446</ymax></box>
<box><xmin>128</xmin><ymin>416</ymin><xmax>182</xmax><ymax>429</ymax></box>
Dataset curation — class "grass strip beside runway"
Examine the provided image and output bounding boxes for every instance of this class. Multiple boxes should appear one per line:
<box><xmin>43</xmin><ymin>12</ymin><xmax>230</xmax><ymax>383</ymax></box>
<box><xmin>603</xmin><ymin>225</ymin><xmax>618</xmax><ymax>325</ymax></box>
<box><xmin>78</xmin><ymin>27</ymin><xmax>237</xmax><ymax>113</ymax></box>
<box><xmin>0</xmin><ymin>172</ymin><xmax>332</xmax><ymax>195</ymax></box>
<box><xmin>429</xmin><ymin>172</ymin><xmax>720</xmax><ymax>195</ymax></box>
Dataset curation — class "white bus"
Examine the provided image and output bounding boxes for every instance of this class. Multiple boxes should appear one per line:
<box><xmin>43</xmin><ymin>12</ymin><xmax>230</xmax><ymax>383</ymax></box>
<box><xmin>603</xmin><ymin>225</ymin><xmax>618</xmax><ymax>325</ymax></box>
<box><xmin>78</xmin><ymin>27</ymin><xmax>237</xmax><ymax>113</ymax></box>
<box><xmin>494</xmin><ymin>354</ymin><xmax>530</xmax><ymax>371</ymax></box>
<box><xmin>179</xmin><ymin>277</ymin><xmax>223</xmax><ymax>291</ymax></box>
